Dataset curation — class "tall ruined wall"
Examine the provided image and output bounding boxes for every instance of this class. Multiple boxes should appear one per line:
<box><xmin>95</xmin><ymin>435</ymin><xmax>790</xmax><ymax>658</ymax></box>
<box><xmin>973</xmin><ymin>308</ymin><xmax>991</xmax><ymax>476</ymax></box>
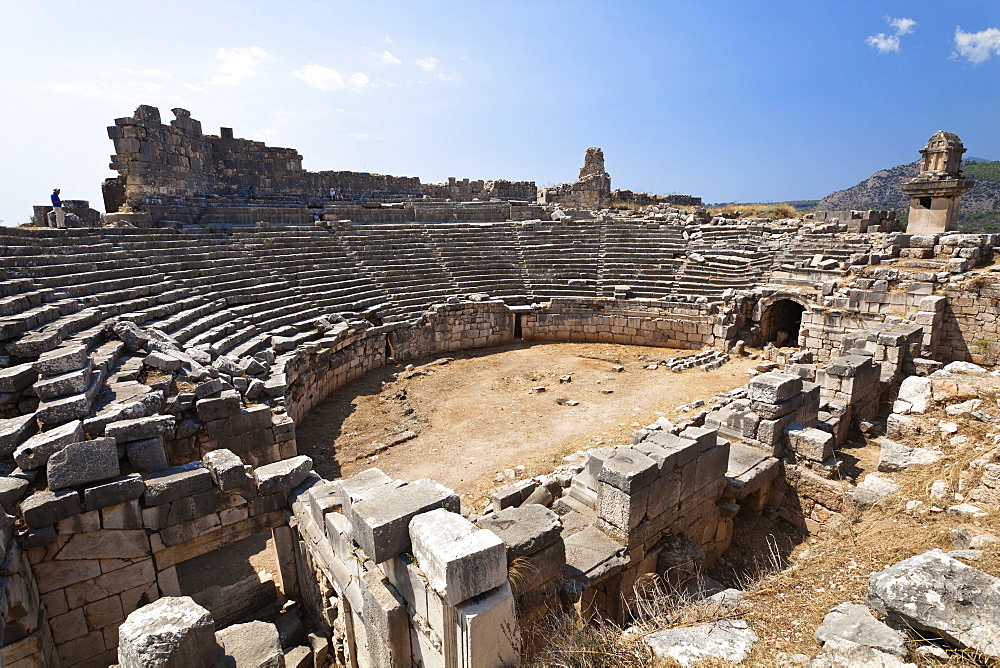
<box><xmin>105</xmin><ymin>105</ymin><xmax>535</xmax><ymax>213</ymax></box>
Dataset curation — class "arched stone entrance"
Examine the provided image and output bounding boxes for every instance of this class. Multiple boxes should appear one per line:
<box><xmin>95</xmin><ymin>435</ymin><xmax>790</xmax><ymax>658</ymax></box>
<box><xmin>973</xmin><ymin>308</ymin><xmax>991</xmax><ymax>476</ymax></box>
<box><xmin>759</xmin><ymin>299</ymin><xmax>806</xmax><ymax>346</ymax></box>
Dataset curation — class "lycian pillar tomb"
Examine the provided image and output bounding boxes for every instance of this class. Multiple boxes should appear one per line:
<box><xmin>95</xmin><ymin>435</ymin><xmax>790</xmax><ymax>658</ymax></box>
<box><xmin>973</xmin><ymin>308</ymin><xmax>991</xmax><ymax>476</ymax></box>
<box><xmin>901</xmin><ymin>131</ymin><xmax>973</xmax><ymax>234</ymax></box>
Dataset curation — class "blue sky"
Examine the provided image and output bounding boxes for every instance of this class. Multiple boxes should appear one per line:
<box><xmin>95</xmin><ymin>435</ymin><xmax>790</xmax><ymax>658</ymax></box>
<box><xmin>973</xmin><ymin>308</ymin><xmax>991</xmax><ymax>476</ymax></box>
<box><xmin>1</xmin><ymin>0</ymin><xmax>998</xmax><ymax>224</ymax></box>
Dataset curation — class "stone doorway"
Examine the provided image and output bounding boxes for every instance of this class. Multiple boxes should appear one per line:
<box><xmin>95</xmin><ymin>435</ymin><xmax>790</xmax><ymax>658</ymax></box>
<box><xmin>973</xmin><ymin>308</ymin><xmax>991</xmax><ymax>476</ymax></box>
<box><xmin>760</xmin><ymin>299</ymin><xmax>805</xmax><ymax>346</ymax></box>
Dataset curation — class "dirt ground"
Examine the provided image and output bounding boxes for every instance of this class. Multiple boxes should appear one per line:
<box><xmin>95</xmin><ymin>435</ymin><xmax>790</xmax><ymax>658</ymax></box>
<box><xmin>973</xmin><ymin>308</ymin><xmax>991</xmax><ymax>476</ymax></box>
<box><xmin>296</xmin><ymin>342</ymin><xmax>758</xmax><ymax>509</ymax></box>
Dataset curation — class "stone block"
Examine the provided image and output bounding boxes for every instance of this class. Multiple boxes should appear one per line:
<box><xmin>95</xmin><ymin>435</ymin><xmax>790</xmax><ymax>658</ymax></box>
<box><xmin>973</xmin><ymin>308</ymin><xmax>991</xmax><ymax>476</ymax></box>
<box><xmin>36</xmin><ymin>391</ymin><xmax>92</xmax><ymax>428</ymax></box>
<box><xmin>216</xmin><ymin>620</ymin><xmax>283</xmax><ymax>668</ymax></box>
<box><xmin>127</xmin><ymin>437</ymin><xmax>169</xmax><ymax>472</ymax></box>
<box><xmin>202</xmin><ymin>449</ymin><xmax>252</xmax><ymax>491</ymax></box>
<box><xmin>33</xmin><ymin>344</ymin><xmax>87</xmax><ymax>377</ymax></box>
<box><xmin>336</xmin><ymin>467</ymin><xmax>394</xmax><ymax>506</ymax></box>
<box><xmin>57</xmin><ymin>529</ymin><xmax>151</xmax><ymax>560</ymax></box>
<box><xmin>196</xmin><ymin>389</ymin><xmax>241</xmax><ymax>421</ymax></box>
<box><xmin>747</xmin><ymin>372</ymin><xmax>802</xmax><ymax>404</ymax></box>
<box><xmin>409</xmin><ymin>508</ymin><xmax>507</xmax><ymax>605</ymax></box>
<box><xmin>644</xmin><ymin>619</ymin><xmax>757</xmax><ymax>664</ymax></box>
<box><xmin>14</xmin><ymin>419</ymin><xmax>84</xmax><ymax>471</ymax></box>
<box><xmin>452</xmin><ymin>582</ymin><xmax>521</xmax><ymax>667</ymax></box>
<box><xmin>117</xmin><ymin>596</ymin><xmax>217</xmax><ymax>668</ymax></box>
<box><xmin>21</xmin><ymin>489</ymin><xmax>82</xmax><ymax>528</ymax></box>
<box><xmin>359</xmin><ymin>569</ymin><xmax>410</xmax><ymax>668</ymax></box>
<box><xmin>349</xmin><ymin>479</ymin><xmax>460</xmax><ymax>563</ymax></box>
<box><xmin>597</xmin><ymin>446</ymin><xmax>657</xmax><ymax>493</ymax></box>
<box><xmin>475</xmin><ymin>504</ymin><xmax>562</xmax><ymax>561</ymax></box>
<box><xmin>34</xmin><ymin>363</ymin><xmax>91</xmax><ymax>401</ymax></box>
<box><xmin>597</xmin><ymin>481</ymin><xmax>647</xmax><ymax>532</ymax></box>
<box><xmin>144</xmin><ymin>351</ymin><xmax>183</xmax><ymax>372</ymax></box>
<box><xmin>815</xmin><ymin>602</ymin><xmax>907</xmax><ymax>659</ymax></box>
<box><xmin>105</xmin><ymin>415</ymin><xmax>176</xmax><ymax>443</ymax></box>
<box><xmin>785</xmin><ymin>424</ymin><xmax>834</xmax><ymax>462</ymax></box>
<box><xmin>0</xmin><ymin>362</ymin><xmax>37</xmax><ymax>393</ymax></box>
<box><xmin>510</xmin><ymin>538</ymin><xmax>566</xmax><ymax>597</ymax></box>
<box><xmin>644</xmin><ymin>432</ymin><xmax>703</xmax><ymax>468</ymax></box>
<box><xmin>84</xmin><ymin>474</ymin><xmax>146</xmax><ymax>511</ymax></box>
<box><xmin>253</xmin><ymin>455</ymin><xmax>313</xmax><ymax>495</ymax></box>
<box><xmin>0</xmin><ymin>413</ymin><xmax>38</xmax><ymax>457</ymax></box>
<box><xmin>47</xmin><ymin>437</ymin><xmax>120</xmax><ymax>490</ymax></box>
<box><xmin>144</xmin><ymin>462</ymin><xmax>214</xmax><ymax>505</ymax></box>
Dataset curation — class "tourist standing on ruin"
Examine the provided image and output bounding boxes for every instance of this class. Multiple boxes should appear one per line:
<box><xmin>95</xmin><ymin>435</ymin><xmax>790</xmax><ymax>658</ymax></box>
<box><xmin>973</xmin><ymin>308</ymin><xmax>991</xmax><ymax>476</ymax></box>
<box><xmin>50</xmin><ymin>188</ymin><xmax>65</xmax><ymax>228</ymax></box>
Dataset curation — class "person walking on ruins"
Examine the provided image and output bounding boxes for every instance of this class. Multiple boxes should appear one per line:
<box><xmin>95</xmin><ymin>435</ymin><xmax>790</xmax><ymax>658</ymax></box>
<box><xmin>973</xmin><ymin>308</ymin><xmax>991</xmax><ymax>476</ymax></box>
<box><xmin>50</xmin><ymin>188</ymin><xmax>65</xmax><ymax>228</ymax></box>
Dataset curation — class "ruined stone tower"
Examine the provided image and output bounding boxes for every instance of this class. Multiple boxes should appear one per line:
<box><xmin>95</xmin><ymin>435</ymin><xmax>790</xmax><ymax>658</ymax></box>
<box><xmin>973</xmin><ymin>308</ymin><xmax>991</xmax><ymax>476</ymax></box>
<box><xmin>901</xmin><ymin>131</ymin><xmax>974</xmax><ymax>234</ymax></box>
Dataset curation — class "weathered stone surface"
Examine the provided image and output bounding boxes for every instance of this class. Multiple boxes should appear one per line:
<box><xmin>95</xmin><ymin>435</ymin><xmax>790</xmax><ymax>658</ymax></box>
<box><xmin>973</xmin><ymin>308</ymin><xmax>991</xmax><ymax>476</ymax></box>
<box><xmin>409</xmin><ymin>508</ymin><xmax>507</xmax><ymax>605</ymax></box>
<box><xmin>33</xmin><ymin>344</ymin><xmax>87</xmax><ymax>377</ymax></box>
<box><xmin>216</xmin><ymin>620</ymin><xmax>283</xmax><ymax>668</ymax></box>
<box><xmin>35</xmin><ymin>391</ymin><xmax>91</xmax><ymax>428</ymax></box>
<box><xmin>56</xmin><ymin>529</ymin><xmax>150</xmax><ymax>560</ymax></box>
<box><xmin>644</xmin><ymin>619</ymin><xmax>758</xmax><ymax>665</ymax></box>
<box><xmin>877</xmin><ymin>438</ymin><xmax>943</xmax><ymax>472</ymax></box>
<box><xmin>47</xmin><ymin>437</ymin><xmax>120</xmax><ymax>490</ymax></box>
<box><xmin>34</xmin><ymin>363</ymin><xmax>91</xmax><ymax>401</ymax></box>
<box><xmin>145</xmin><ymin>350</ymin><xmax>184</xmax><ymax>372</ymax></box>
<box><xmin>786</xmin><ymin>424</ymin><xmax>834</xmax><ymax>462</ymax></box>
<box><xmin>349</xmin><ymin>479</ymin><xmax>460</xmax><ymax>563</ymax></box>
<box><xmin>0</xmin><ymin>475</ymin><xmax>29</xmax><ymax>510</ymax></box>
<box><xmin>0</xmin><ymin>362</ymin><xmax>37</xmax><ymax>392</ymax></box>
<box><xmin>747</xmin><ymin>372</ymin><xmax>803</xmax><ymax>404</ymax></box>
<box><xmin>853</xmin><ymin>474</ymin><xmax>899</xmax><ymax>508</ymax></box>
<box><xmin>597</xmin><ymin>446</ymin><xmax>657</xmax><ymax>493</ymax></box>
<box><xmin>476</xmin><ymin>503</ymin><xmax>562</xmax><ymax>560</ymax></box>
<box><xmin>894</xmin><ymin>376</ymin><xmax>932</xmax><ymax>414</ymax></box>
<box><xmin>127</xmin><ymin>436</ymin><xmax>170</xmax><ymax>472</ymax></box>
<box><xmin>21</xmin><ymin>489</ymin><xmax>82</xmax><ymax>528</ymax></box>
<box><xmin>144</xmin><ymin>462</ymin><xmax>214</xmax><ymax>505</ymax></box>
<box><xmin>810</xmin><ymin>639</ymin><xmax>916</xmax><ymax>667</ymax></box>
<box><xmin>106</xmin><ymin>415</ymin><xmax>176</xmax><ymax>443</ymax></box>
<box><xmin>867</xmin><ymin>549</ymin><xmax>1000</xmax><ymax>658</ymax></box>
<box><xmin>203</xmin><ymin>449</ymin><xmax>252</xmax><ymax>491</ymax></box>
<box><xmin>196</xmin><ymin>390</ymin><xmax>241</xmax><ymax>421</ymax></box>
<box><xmin>253</xmin><ymin>455</ymin><xmax>313</xmax><ymax>495</ymax></box>
<box><xmin>951</xmin><ymin>524</ymin><xmax>999</xmax><ymax>550</ymax></box>
<box><xmin>84</xmin><ymin>473</ymin><xmax>146</xmax><ymax>511</ymax></box>
<box><xmin>563</xmin><ymin>525</ymin><xmax>626</xmax><ymax>581</ymax></box>
<box><xmin>815</xmin><ymin>602</ymin><xmax>907</xmax><ymax>658</ymax></box>
<box><xmin>118</xmin><ymin>596</ymin><xmax>217</xmax><ymax>668</ymax></box>
<box><xmin>14</xmin><ymin>419</ymin><xmax>83</xmax><ymax>470</ymax></box>
<box><xmin>0</xmin><ymin>413</ymin><xmax>38</xmax><ymax>457</ymax></box>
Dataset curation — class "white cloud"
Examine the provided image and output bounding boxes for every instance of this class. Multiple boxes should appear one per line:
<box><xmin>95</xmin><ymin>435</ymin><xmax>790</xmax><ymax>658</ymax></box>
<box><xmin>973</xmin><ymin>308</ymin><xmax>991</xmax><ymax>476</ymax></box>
<box><xmin>348</xmin><ymin>72</ymin><xmax>375</xmax><ymax>89</ymax></box>
<box><xmin>866</xmin><ymin>33</ymin><xmax>900</xmax><ymax>54</ymax></box>
<box><xmin>385</xmin><ymin>36</ymin><xmax>394</xmax><ymax>45</ymax></box>
<box><xmin>378</xmin><ymin>50</ymin><xmax>402</xmax><ymax>66</ymax></box>
<box><xmin>954</xmin><ymin>26</ymin><xmax>1000</xmax><ymax>64</ymax></box>
<box><xmin>867</xmin><ymin>16</ymin><xmax>916</xmax><ymax>54</ymax></box>
<box><xmin>293</xmin><ymin>65</ymin><xmax>379</xmax><ymax>90</ymax></box>
<box><xmin>294</xmin><ymin>64</ymin><xmax>345</xmax><ymax>90</ymax></box>
<box><xmin>888</xmin><ymin>17</ymin><xmax>916</xmax><ymax>36</ymax></box>
<box><xmin>210</xmin><ymin>46</ymin><xmax>267</xmax><ymax>85</ymax></box>
<box><xmin>415</xmin><ymin>56</ymin><xmax>439</xmax><ymax>72</ymax></box>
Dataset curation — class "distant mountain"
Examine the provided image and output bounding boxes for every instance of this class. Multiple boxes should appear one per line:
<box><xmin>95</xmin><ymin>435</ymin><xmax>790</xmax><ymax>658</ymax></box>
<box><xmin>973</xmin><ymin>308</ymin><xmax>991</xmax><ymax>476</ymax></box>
<box><xmin>816</xmin><ymin>159</ymin><xmax>1000</xmax><ymax>231</ymax></box>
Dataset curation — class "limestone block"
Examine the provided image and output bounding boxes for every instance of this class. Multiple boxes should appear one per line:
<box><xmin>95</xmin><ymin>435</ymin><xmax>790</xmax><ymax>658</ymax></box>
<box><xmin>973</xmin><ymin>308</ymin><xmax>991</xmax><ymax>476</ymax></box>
<box><xmin>475</xmin><ymin>504</ymin><xmax>562</xmax><ymax>561</ymax></box>
<box><xmin>598</xmin><ymin>481</ymin><xmax>647</xmax><ymax>531</ymax></box>
<box><xmin>21</xmin><ymin>489</ymin><xmax>82</xmax><ymax>528</ymax></box>
<box><xmin>36</xmin><ymin>392</ymin><xmax>92</xmax><ymax>428</ymax></box>
<box><xmin>747</xmin><ymin>372</ymin><xmax>802</xmax><ymax>404</ymax></box>
<box><xmin>597</xmin><ymin>446</ymin><xmax>657</xmax><ymax>493</ymax></box>
<box><xmin>144</xmin><ymin>351</ymin><xmax>183</xmax><ymax>372</ymax></box>
<box><xmin>509</xmin><ymin>538</ymin><xmax>565</xmax><ymax>598</ymax></box>
<box><xmin>84</xmin><ymin>474</ymin><xmax>146</xmax><ymax>511</ymax></box>
<box><xmin>359</xmin><ymin>569</ymin><xmax>410</xmax><ymax>668</ymax></box>
<box><xmin>877</xmin><ymin>438</ymin><xmax>942</xmax><ymax>472</ymax></box>
<box><xmin>349</xmin><ymin>479</ymin><xmax>459</xmax><ymax>563</ymax></box>
<box><xmin>0</xmin><ymin>475</ymin><xmax>29</xmax><ymax>510</ymax></box>
<box><xmin>106</xmin><ymin>415</ymin><xmax>176</xmax><ymax>443</ymax></box>
<box><xmin>203</xmin><ymin>448</ymin><xmax>253</xmax><ymax>491</ymax></box>
<box><xmin>14</xmin><ymin>419</ymin><xmax>84</xmax><ymax>471</ymax></box>
<box><xmin>118</xmin><ymin>596</ymin><xmax>217</xmax><ymax>668</ymax></box>
<box><xmin>127</xmin><ymin>436</ymin><xmax>169</xmax><ymax>472</ymax></box>
<box><xmin>453</xmin><ymin>582</ymin><xmax>520</xmax><ymax>668</ymax></box>
<box><xmin>0</xmin><ymin>362</ymin><xmax>37</xmax><ymax>393</ymax></box>
<box><xmin>56</xmin><ymin>529</ymin><xmax>151</xmax><ymax>560</ymax></box>
<box><xmin>815</xmin><ymin>602</ymin><xmax>907</xmax><ymax>658</ymax></box>
<box><xmin>0</xmin><ymin>413</ymin><xmax>38</xmax><ymax>457</ymax></box>
<box><xmin>410</xmin><ymin>508</ymin><xmax>507</xmax><ymax>605</ymax></box>
<box><xmin>853</xmin><ymin>474</ymin><xmax>899</xmax><ymax>508</ymax></box>
<box><xmin>253</xmin><ymin>455</ymin><xmax>313</xmax><ymax>495</ymax></box>
<box><xmin>47</xmin><ymin>437</ymin><xmax>120</xmax><ymax>490</ymax></box>
<box><xmin>144</xmin><ymin>462</ymin><xmax>214</xmax><ymax>505</ymax></box>
<box><xmin>33</xmin><ymin>344</ymin><xmax>88</xmax><ymax>377</ymax></box>
<box><xmin>644</xmin><ymin>619</ymin><xmax>757</xmax><ymax>665</ymax></box>
<box><xmin>785</xmin><ymin>425</ymin><xmax>834</xmax><ymax>462</ymax></box>
<box><xmin>35</xmin><ymin>362</ymin><xmax>94</xmax><ymax>402</ymax></box>
<box><xmin>895</xmin><ymin>376</ymin><xmax>932</xmax><ymax>414</ymax></box>
<box><xmin>216</xmin><ymin>620</ymin><xmax>283</xmax><ymax>668</ymax></box>
<box><xmin>196</xmin><ymin>390</ymin><xmax>241</xmax><ymax>421</ymax></box>
<box><xmin>867</xmin><ymin>549</ymin><xmax>1000</xmax><ymax>658</ymax></box>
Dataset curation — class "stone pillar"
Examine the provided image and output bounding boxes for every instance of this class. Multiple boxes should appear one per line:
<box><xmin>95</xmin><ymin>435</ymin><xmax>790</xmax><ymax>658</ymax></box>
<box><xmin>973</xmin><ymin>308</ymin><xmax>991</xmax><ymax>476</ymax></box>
<box><xmin>901</xmin><ymin>131</ymin><xmax>973</xmax><ymax>234</ymax></box>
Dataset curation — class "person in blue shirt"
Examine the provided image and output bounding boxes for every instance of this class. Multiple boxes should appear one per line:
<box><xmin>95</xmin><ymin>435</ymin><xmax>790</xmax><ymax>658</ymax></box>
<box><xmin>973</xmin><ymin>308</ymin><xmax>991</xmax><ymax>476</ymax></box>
<box><xmin>50</xmin><ymin>189</ymin><xmax>65</xmax><ymax>228</ymax></box>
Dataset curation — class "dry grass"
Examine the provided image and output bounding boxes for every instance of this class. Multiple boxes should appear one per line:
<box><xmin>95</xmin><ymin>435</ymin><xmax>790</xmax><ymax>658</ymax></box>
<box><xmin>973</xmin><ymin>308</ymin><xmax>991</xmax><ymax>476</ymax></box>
<box><xmin>706</xmin><ymin>203</ymin><xmax>800</xmax><ymax>220</ymax></box>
